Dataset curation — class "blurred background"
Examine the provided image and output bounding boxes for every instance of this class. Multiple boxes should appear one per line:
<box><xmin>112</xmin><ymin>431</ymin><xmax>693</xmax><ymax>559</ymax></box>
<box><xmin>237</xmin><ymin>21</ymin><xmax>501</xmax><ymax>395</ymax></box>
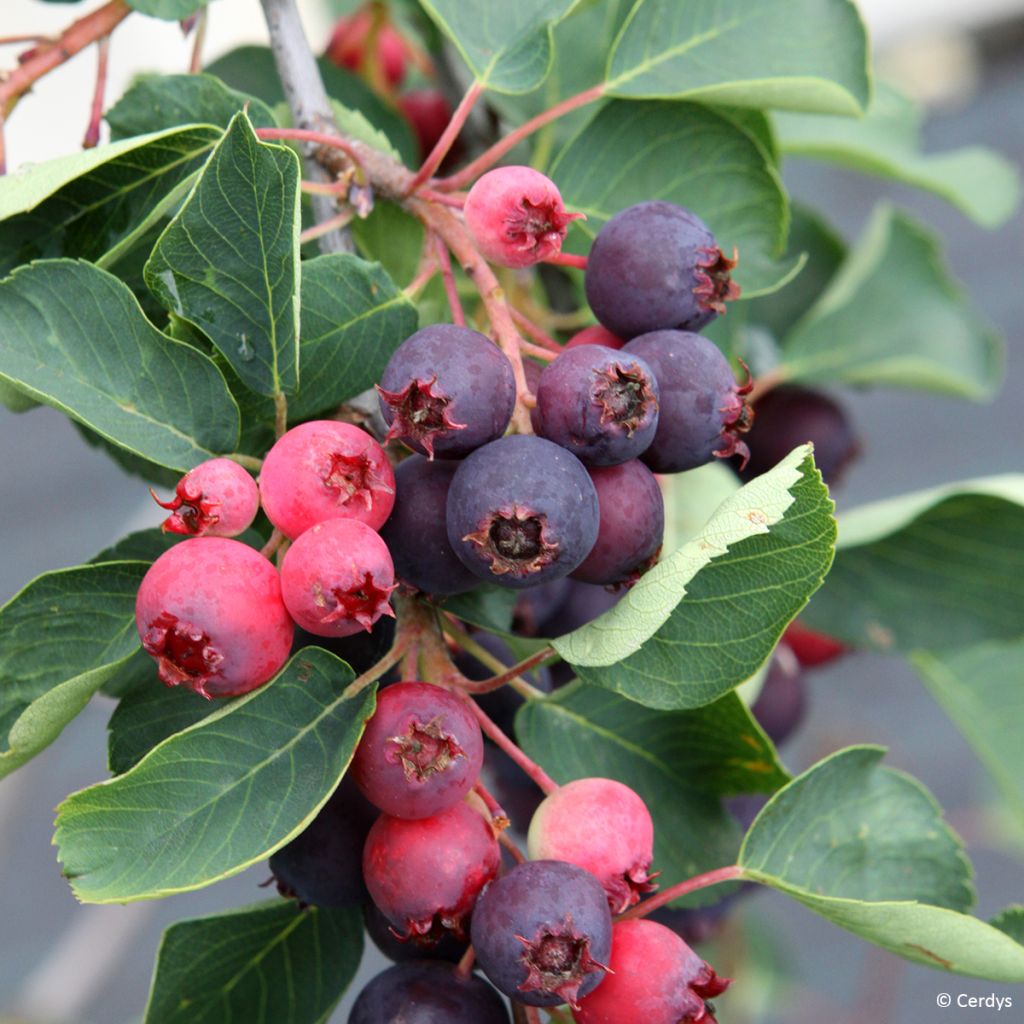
<box><xmin>0</xmin><ymin>0</ymin><xmax>1022</xmax><ymax>1021</ymax></box>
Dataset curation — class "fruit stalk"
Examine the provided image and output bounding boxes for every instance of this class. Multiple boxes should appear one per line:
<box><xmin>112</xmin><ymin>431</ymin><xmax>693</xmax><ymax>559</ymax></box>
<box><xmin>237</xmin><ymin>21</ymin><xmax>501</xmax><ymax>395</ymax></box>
<box><xmin>82</xmin><ymin>33</ymin><xmax>111</xmax><ymax>150</ymax></box>
<box><xmin>404</xmin><ymin>80</ymin><xmax>483</xmax><ymax>196</ymax></box>
<box><xmin>462</xmin><ymin>696</ymin><xmax>559</xmax><ymax>795</ymax></box>
<box><xmin>617</xmin><ymin>864</ymin><xmax>743</xmax><ymax>921</ymax></box>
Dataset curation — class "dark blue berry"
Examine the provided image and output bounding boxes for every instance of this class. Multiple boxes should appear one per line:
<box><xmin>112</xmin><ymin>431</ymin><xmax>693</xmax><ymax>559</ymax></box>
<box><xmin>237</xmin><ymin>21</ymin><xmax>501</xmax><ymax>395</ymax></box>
<box><xmin>751</xmin><ymin>654</ymin><xmax>806</xmax><ymax>746</ymax></box>
<box><xmin>625</xmin><ymin>330</ymin><xmax>753</xmax><ymax>472</ymax></box>
<box><xmin>446</xmin><ymin>436</ymin><xmax>600</xmax><ymax>590</ymax></box>
<box><xmin>585</xmin><ymin>201</ymin><xmax>739</xmax><ymax>338</ymax></box>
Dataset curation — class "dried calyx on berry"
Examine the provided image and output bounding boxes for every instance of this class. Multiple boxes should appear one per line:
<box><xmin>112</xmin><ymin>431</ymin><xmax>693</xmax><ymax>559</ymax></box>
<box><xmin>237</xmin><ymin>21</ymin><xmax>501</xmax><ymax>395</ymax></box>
<box><xmin>150</xmin><ymin>457</ymin><xmax>259</xmax><ymax>537</ymax></box>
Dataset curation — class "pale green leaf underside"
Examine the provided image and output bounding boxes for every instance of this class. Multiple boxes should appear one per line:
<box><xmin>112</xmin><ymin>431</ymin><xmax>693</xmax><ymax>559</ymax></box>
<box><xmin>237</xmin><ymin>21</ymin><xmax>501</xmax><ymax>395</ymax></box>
<box><xmin>146</xmin><ymin>113</ymin><xmax>301</xmax><ymax>398</ymax></box>
<box><xmin>0</xmin><ymin>260</ymin><xmax>240</xmax><ymax>471</ymax></box>
<box><xmin>144</xmin><ymin>901</ymin><xmax>363</xmax><ymax>1024</ymax></box>
<box><xmin>607</xmin><ymin>0</ymin><xmax>870</xmax><ymax>115</ymax></box>
<box><xmin>804</xmin><ymin>476</ymin><xmax>1024</xmax><ymax>650</ymax></box>
<box><xmin>417</xmin><ymin>0</ymin><xmax>580</xmax><ymax>93</ymax></box>
<box><xmin>554</xmin><ymin>447</ymin><xmax>835</xmax><ymax>710</ymax></box>
<box><xmin>774</xmin><ymin>84</ymin><xmax>1021</xmax><ymax>228</ymax></box>
<box><xmin>779</xmin><ymin>205</ymin><xmax>1001</xmax><ymax>398</ymax></box>
<box><xmin>552</xmin><ymin>100</ymin><xmax>797</xmax><ymax>297</ymax></box>
<box><xmin>55</xmin><ymin>649</ymin><xmax>374</xmax><ymax>903</ymax></box>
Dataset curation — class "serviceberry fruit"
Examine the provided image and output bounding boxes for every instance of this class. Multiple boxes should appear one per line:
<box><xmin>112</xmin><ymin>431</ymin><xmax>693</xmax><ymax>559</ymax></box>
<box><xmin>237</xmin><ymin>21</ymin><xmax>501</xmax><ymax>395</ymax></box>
<box><xmin>269</xmin><ymin>775</ymin><xmax>376</xmax><ymax>908</ymax></box>
<box><xmin>348</xmin><ymin>961</ymin><xmax>510</xmax><ymax>1024</ymax></box>
<box><xmin>135</xmin><ymin>538</ymin><xmax>293</xmax><ymax>699</ymax></box>
<box><xmin>351</xmin><ymin>682</ymin><xmax>484</xmax><ymax>818</ymax></box>
<box><xmin>536</xmin><ymin>345</ymin><xmax>660</xmax><ymax>465</ymax></box>
<box><xmin>363</xmin><ymin>800</ymin><xmax>500</xmax><ymax>940</ymax></box>
<box><xmin>585</xmin><ymin>201</ymin><xmax>739</xmax><ymax>338</ymax></box>
<box><xmin>464</xmin><ymin>166</ymin><xmax>582</xmax><ymax>269</ymax></box>
<box><xmin>379</xmin><ymin>455</ymin><xmax>479</xmax><ymax>596</ymax></box>
<box><xmin>446</xmin><ymin>435</ymin><xmax>600</xmax><ymax>589</ymax></box>
<box><xmin>543</xmin><ymin>582</ymin><xmax>622</xmax><ymax>686</ymax></box>
<box><xmin>150</xmin><ymin>457</ymin><xmax>258</xmax><ymax>537</ymax></box>
<box><xmin>565</xmin><ymin>325</ymin><xmax>625</xmax><ymax>350</ymax></box>
<box><xmin>377</xmin><ymin>325</ymin><xmax>515</xmax><ymax>459</ymax></box>
<box><xmin>738</xmin><ymin>385</ymin><xmax>860</xmax><ymax>485</ymax></box>
<box><xmin>750</xmin><ymin>647</ymin><xmax>806</xmax><ymax>746</ymax></box>
<box><xmin>399</xmin><ymin>89</ymin><xmax>454</xmax><ymax>160</ymax></box>
<box><xmin>571</xmin><ymin>461</ymin><xmax>663</xmax><ymax>587</ymax></box>
<box><xmin>527</xmin><ymin>777</ymin><xmax>657</xmax><ymax>913</ymax></box>
<box><xmin>472</xmin><ymin>859</ymin><xmax>612</xmax><ymax>1008</ymax></box>
<box><xmin>572</xmin><ymin>918</ymin><xmax>730</xmax><ymax>1024</ymax></box>
<box><xmin>625</xmin><ymin>330</ymin><xmax>754</xmax><ymax>472</ymax></box>
<box><xmin>364</xmin><ymin>902</ymin><xmax>468</xmax><ymax>964</ymax></box>
<box><xmin>783</xmin><ymin>619</ymin><xmax>847</xmax><ymax>668</ymax></box>
<box><xmin>325</xmin><ymin>5</ymin><xmax>407</xmax><ymax>87</ymax></box>
<box><xmin>280</xmin><ymin>519</ymin><xmax>396</xmax><ymax>638</ymax></box>
<box><xmin>259</xmin><ymin>420</ymin><xmax>394</xmax><ymax>540</ymax></box>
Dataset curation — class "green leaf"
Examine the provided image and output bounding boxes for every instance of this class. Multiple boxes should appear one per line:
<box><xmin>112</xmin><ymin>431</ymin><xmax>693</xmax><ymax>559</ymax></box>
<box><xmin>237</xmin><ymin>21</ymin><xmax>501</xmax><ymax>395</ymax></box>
<box><xmin>912</xmin><ymin>642</ymin><xmax>1024</xmax><ymax>824</ymax></box>
<box><xmin>552</xmin><ymin>100</ymin><xmax>799</xmax><ymax>297</ymax></box>
<box><xmin>90</xmin><ymin>526</ymin><xmax>264</xmax><ymax>565</ymax></box>
<box><xmin>0</xmin><ymin>562</ymin><xmax>147</xmax><ymax>779</ymax></box>
<box><xmin>127</xmin><ymin>0</ymin><xmax>206</xmax><ymax>19</ymax></box>
<box><xmin>417</xmin><ymin>0</ymin><xmax>579</xmax><ymax>93</ymax></box>
<box><xmin>739</xmin><ymin>747</ymin><xmax>1024</xmax><ymax>981</ymax></box>
<box><xmin>0</xmin><ymin>125</ymin><xmax>222</xmax><ymax>275</ymax></box>
<box><xmin>775</xmin><ymin>84</ymin><xmax>1021</xmax><ymax>228</ymax></box>
<box><xmin>146</xmin><ymin>113</ymin><xmax>301</xmax><ymax>399</ymax></box>
<box><xmin>804</xmin><ymin>475</ymin><xmax>1024</xmax><ymax>650</ymax></box>
<box><xmin>443</xmin><ymin>586</ymin><xmax>518</xmax><ymax>636</ymax></box>
<box><xmin>55</xmin><ymin>649</ymin><xmax>374</xmax><ymax>903</ymax></box>
<box><xmin>554</xmin><ymin>447</ymin><xmax>835</xmax><ymax>709</ymax></box>
<box><xmin>106</xmin><ymin>74</ymin><xmax>277</xmax><ymax>140</ymax></box>
<box><xmin>992</xmin><ymin>907</ymin><xmax>1024</xmax><ymax>944</ymax></box>
<box><xmin>0</xmin><ymin>260</ymin><xmax>240</xmax><ymax>471</ymax></box>
<box><xmin>778</xmin><ymin>206</ymin><xmax>1002</xmax><ymax>398</ymax></box>
<box><xmin>606</xmin><ymin>0</ymin><xmax>870</xmax><ymax>115</ymax></box>
<box><xmin>144</xmin><ymin>901</ymin><xmax>362</xmax><ymax>1024</ymax></box>
<box><xmin>518</xmin><ymin>683</ymin><xmax>788</xmax><ymax>903</ymax></box>
<box><xmin>290</xmin><ymin>254</ymin><xmax>417</xmax><ymax>418</ymax></box>
<box><xmin>204</xmin><ymin>47</ymin><xmax>417</xmax><ymax>165</ymax></box>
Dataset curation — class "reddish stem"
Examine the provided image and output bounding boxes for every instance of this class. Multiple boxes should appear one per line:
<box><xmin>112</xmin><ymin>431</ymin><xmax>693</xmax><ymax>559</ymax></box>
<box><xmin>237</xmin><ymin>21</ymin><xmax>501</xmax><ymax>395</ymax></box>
<box><xmin>300</xmin><ymin>209</ymin><xmax>353</xmax><ymax>245</ymax></box>
<box><xmin>437</xmin><ymin>83</ymin><xmax>606</xmax><ymax>191</ymax></box>
<box><xmin>509</xmin><ymin>307</ymin><xmax>562</xmax><ymax>352</ymax></box>
<box><xmin>417</xmin><ymin>186</ymin><xmax>467</xmax><ymax>208</ymax></box>
<box><xmin>255</xmin><ymin>127</ymin><xmax>366</xmax><ymax>181</ymax></box>
<box><xmin>543</xmin><ymin>251</ymin><xmax>588</xmax><ymax>271</ymax></box>
<box><xmin>748</xmin><ymin>367</ymin><xmax>785</xmax><ymax>404</ymax></box>
<box><xmin>519</xmin><ymin>340</ymin><xmax>557</xmax><ymax>362</ymax></box>
<box><xmin>617</xmin><ymin>865</ymin><xmax>742</xmax><ymax>921</ymax></box>
<box><xmin>463</xmin><ymin>696</ymin><xmax>558</xmax><ymax>795</ymax></box>
<box><xmin>433</xmin><ymin>234</ymin><xmax>466</xmax><ymax>327</ymax></box>
<box><xmin>455</xmin><ymin>944</ymin><xmax>476</xmax><ymax>980</ymax></box>
<box><xmin>473</xmin><ymin>781</ymin><xmax>510</xmax><ymax>830</ymax></box>
<box><xmin>0</xmin><ymin>35</ymin><xmax>49</xmax><ymax>47</ymax></box>
<box><xmin>499</xmin><ymin>831</ymin><xmax>527</xmax><ymax>864</ymax></box>
<box><xmin>404</xmin><ymin>80</ymin><xmax>483</xmax><ymax>196</ymax></box>
<box><xmin>188</xmin><ymin>5</ymin><xmax>208</xmax><ymax>74</ymax></box>
<box><xmin>82</xmin><ymin>33</ymin><xmax>111</xmax><ymax>149</ymax></box>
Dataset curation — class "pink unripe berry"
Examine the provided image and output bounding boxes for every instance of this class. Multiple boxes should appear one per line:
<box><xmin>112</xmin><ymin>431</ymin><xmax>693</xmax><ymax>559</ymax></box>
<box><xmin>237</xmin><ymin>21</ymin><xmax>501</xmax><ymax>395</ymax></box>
<box><xmin>135</xmin><ymin>538</ymin><xmax>294</xmax><ymax>699</ymax></box>
<box><xmin>259</xmin><ymin>420</ymin><xmax>395</xmax><ymax>540</ymax></box>
<box><xmin>325</xmin><ymin>6</ymin><xmax>407</xmax><ymax>88</ymax></box>
<box><xmin>362</xmin><ymin>801</ymin><xmax>500</xmax><ymax>941</ymax></box>
<box><xmin>464</xmin><ymin>166</ymin><xmax>583</xmax><ymax>269</ymax></box>
<box><xmin>565</xmin><ymin>325</ymin><xmax>625</xmax><ymax>350</ymax></box>
<box><xmin>280</xmin><ymin>519</ymin><xmax>396</xmax><ymax>638</ymax></box>
<box><xmin>572</xmin><ymin>919</ymin><xmax>730</xmax><ymax>1024</ymax></box>
<box><xmin>398</xmin><ymin>89</ymin><xmax>454</xmax><ymax>160</ymax></box>
<box><xmin>150</xmin><ymin>457</ymin><xmax>259</xmax><ymax>537</ymax></box>
<box><xmin>527</xmin><ymin>777</ymin><xmax>657</xmax><ymax>913</ymax></box>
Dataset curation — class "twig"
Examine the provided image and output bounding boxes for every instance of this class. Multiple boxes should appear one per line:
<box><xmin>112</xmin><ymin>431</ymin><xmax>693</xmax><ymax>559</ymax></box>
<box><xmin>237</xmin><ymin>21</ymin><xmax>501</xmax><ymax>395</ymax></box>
<box><xmin>417</xmin><ymin>187</ymin><xmax>467</xmax><ymax>208</ymax></box>
<box><xmin>439</xmin><ymin>618</ymin><xmax>549</xmax><ymax>699</ymax></box>
<box><xmin>0</xmin><ymin>35</ymin><xmax>50</xmax><ymax>48</ymax></box>
<box><xmin>509</xmin><ymin>307</ymin><xmax>562</xmax><ymax>352</ymax></box>
<box><xmin>82</xmin><ymin>33</ymin><xmax>111</xmax><ymax>149</ymax></box>
<box><xmin>543</xmin><ymin>251</ymin><xmax>588</xmax><ymax>271</ymax></box>
<box><xmin>300</xmin><ymin>209</ymin><xmax>354</xmax><ymax>245</ymax></box>
<box><xmin>433</xmin><ymin>234</ymin><xmax>466</xmax><ymax>326</ymax></box>
<box><xmin>256</xmin><ymin>126</ymin><xmax>366</xmax><ymax>182</ymax></box>
<box><xmin>404</xmin><ymin>81</ymin><xmax>483</xmax><ymax>196</ymax></box>
<box><xmin>274</xmin><ymin>392</ymin><xmax>288</xmax><ymax>438</ymax></box>
<box><xmin>188</xmin><ymin>6</ymin><xmax>208</xmax><ymax>74</ymax></box>
<box><xmin>463</xmin><ymin>696</ymin><xmax>558</xmax><ymax>795</ymax></box>
<box><xmin>259</xmin><ymin>529</ymin><xmax>285</xmax><ymax>561</ymax></box>
<box><xmin>341</xmin><ymin>640</ymin><xmax>408</xmax><ymax>699</ymax></box>
<box><xmin>617</xmin><ymin>865</ymin><xmax>742</xmax><ymax>921</ymax></box>
<box><xmin>499</xmin><ymin>831</ymin><xmax>526</xmax><ymax>863</ymax></box>
<box><xmin>519</xmin><ymin>339</ymin><xmax>558</xmax><ymax>362</ymax></box>
<box><xmin>748</xmin><ymin>367</ymin><xmax>784</xmax><ymax>404</ymax></box>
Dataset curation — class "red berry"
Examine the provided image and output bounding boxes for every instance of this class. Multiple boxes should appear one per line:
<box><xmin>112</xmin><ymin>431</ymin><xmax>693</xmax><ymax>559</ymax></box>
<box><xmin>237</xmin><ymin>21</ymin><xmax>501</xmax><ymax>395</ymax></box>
<box><xmin>135</xmin><ymin>538</ymin><xmax>294</xmax><ymax>699</ymax></box>
<box><xmin>573</xmin><ymin>919</ymin><xmax>730</xmax><ymax>1024</ymax></box>
<box><xmin>398</xmin><ymin>89</ymin><xmax>454</xmax><ymax>159</ymax></box>
<box><xmin>464</xmin><ymin>166</ymin><xmax>582</xmax><ymax>269</ymax></box>
<box><xmin>351</xmin><ymin>682</ymin><xmax>484</xmax><ymax>819</ymax></box>
<box><xmin>362</xmin><ymin>801</ymin><xmax>500</xmax><ymax>940</ymax></box>
<box><xmin>150</xmin><ymin>457</ymin><xmax>259</xmax><ymax>537</ymax></box>
<box><xmin>259</xmin><ymin>420</ymin><xmax>395</xmax><ymax>540</ymax></box>
<box><xmin>527</xmin><ymin>777</ymin><xmax>657</xmax><ymax>914</ymax></box>
<box><xmin>783</xmin><ymin>620</ymin><xmax>847</xmax><ymax>668</ymax></box>
<box><xmin>325</xmin><ymin>5</ymin><xmax>407</xmax><ymax>87</ymax></box>
<box><xmin>565</xmin><ymin>325</ymin><xmax>625</xmax><ymax>351</ymax></box>
<box><xmin>280</xmin><ymin>519</ymin><xmax>396</xmax><ymax>638</ymax></box>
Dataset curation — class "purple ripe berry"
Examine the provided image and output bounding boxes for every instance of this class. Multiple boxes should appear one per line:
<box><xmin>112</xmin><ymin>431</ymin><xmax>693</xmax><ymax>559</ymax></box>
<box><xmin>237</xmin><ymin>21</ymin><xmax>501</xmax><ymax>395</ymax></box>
<box><xmin>536</xmin><ymin>345</ymin><xmax>660</xmax><ymax>466</ymax></box>
<box><xmin>750</xmin><ymin>647</ymin><xmax>806</xmax><ymax>747</ymax></box>
<box><xmin>259</xmin><ymin>420</ymin><xmax>395</xmax><ymax>540</ymax></box>
<box><xmin>446</xmin><ymin>435</ymin><xmax>600</xmax><ymax>589</ymax></box>
<box><xmin>624</xmin><ymin>330</ymin><xmax>753</xmax><ymax>472</ymax></box>
<box><xmin>527</xmin><ymin>778</ymin><xmax>657</xmax><ymax>914</ymax></box>
<box><xmin>571</xmin><ymin>461</ymin><xmax>663</xmax><ymax>587</ymax></box>
<box><xmin>380</xmin><ymin>456</ymin><xmax>479</xmax><ymax>596</ymax></box>
<box><xmin>350</xmin><ymin>682</ymin><xmax>484</xmax><ymax>819</ymax></box>
<box><xmin>585</xmin><ymin>201</ymin><xmax>740</xmax><ymax>338</ymax></box>
<box><xmin>362</xmin><ymin>801</ymin><xmax>500</xmax><ymax>940</ymax></box>
<box><xmin>280</xmin><ymin>519</ymin><xmax>396</xmax><ymax>638</ymax></box>
<box><xmin>150</xmin><ymin>457</ymin><xmax>258</xmax><ymax>537</ymax></box>
<box><xmin>377</xmin><ymin>325</ymin><xmax>515</xmax><ymax>459</ymax></box>
<box><xmin>269</xmin><ymin>775</ymin><xmax>376</xmax><ymax>908</ymax></box>
<box><xmin>348</xmin><ymin>961</ymin><xmax>510</xmax><ymax>1024</ymax></box>
<box><xmin>135</xmin><ymin>538</ymin><xmax>294</xmax><ymax>699</ymax></box>
<box><xmin>471</xmin><ymin>859</ymin><xmax>612</xmax><ymax>1008</ymax></box>
<box><xmin>738</xmin><ymin>385</ymin><xmax>860</xmax><ymax>486</ymax></box>
<box><xmin>572</xmin><ymin>919</ymin><xmax>730</xmax><ymax>1024</ymax></box>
